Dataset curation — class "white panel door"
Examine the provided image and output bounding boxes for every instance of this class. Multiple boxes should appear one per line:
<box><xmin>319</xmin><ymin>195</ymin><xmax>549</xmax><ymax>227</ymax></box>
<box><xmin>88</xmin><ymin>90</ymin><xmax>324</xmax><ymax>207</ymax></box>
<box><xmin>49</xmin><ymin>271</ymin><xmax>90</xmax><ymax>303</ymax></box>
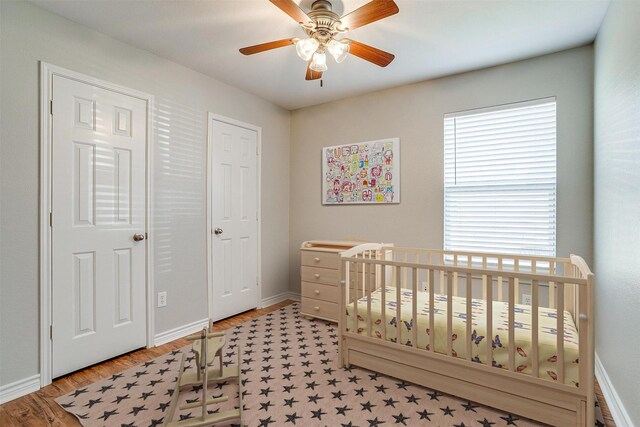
<box><xmin>210</xmin><ymin>119</ymin><xmax>258</xmax><ymax>321</ymax></box>
<box><xmin>51</xmin><ymin>75</ymin><xmax>147</xmax><ymax>377</ymax></box>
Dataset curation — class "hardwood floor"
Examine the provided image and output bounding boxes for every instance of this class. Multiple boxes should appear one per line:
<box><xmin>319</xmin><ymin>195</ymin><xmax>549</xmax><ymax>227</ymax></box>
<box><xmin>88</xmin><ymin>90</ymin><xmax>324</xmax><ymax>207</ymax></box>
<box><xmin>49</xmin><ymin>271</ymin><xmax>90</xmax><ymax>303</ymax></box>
<box><xmin>596</xmin><ymin>379</ymin><xmax>616</xmax><ymax>427</ymax></box>
<box><xmin>0</xmin><ymin>300</ymin><xmax>294</xmax><ymax>426</ymax></box>
<box><xmin>0</xmin><ymin>299</ymin><xmax>616</xmax><ymax>426</ymax></box>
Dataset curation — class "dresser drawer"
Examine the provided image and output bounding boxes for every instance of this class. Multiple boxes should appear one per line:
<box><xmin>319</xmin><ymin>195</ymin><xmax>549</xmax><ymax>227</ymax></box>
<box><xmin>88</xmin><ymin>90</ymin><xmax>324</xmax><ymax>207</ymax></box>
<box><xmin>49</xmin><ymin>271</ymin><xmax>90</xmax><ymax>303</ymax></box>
<box><xmin>301</xmin><ymin>250</ymin><xmax>340</xmax><ymax>269</ymax></box>
<box><xmin>301</xmin><ymin>266</ymin><xmax>339</xmax><ymax>285</ymax></box>
<box><xmin>301</xmin><ymin>298</ymin><xmax>338</xmax><ymax>321</ymax></box>
<box><xmin>301</xmin><ymin>281</ymin><xmax>339</xmax><ymax>303</ymax></box>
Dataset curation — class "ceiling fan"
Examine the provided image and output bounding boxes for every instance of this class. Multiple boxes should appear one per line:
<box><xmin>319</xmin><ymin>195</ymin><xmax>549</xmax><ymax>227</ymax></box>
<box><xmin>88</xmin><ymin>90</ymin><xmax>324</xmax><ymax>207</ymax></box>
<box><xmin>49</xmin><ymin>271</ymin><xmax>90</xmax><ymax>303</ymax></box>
<box><xmin>239</xmin><ymin>0</ymin><xmax>399</xmax><ymax>80</ymax></box>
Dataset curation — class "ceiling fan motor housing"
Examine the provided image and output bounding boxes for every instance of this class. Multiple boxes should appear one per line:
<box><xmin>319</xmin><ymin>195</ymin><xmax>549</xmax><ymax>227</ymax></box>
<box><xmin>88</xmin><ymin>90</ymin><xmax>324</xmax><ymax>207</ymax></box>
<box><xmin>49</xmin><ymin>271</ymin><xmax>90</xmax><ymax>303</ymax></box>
<box><xmin>305</xmin><ymin>0</ymin><xmax>346</xmax><ymax>43</ymax></box>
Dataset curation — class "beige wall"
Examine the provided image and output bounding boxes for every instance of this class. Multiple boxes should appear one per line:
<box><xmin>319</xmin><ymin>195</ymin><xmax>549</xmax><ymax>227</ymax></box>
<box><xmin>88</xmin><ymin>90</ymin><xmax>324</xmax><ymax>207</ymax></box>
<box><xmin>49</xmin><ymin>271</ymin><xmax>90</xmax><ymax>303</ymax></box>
<box><xmin>594</xmin><ymin>0</ymin><xmax>640</xmax><ymax>424</ymax></box>
<box><xmin>0</xmin><ymin>0</ymin><xmax>290</xmax><ymax>386</ymax></box>
<box><xmin>289</xmin><ymin>46</ymin><xmax>594</xmax><ymax>294</ymax></box>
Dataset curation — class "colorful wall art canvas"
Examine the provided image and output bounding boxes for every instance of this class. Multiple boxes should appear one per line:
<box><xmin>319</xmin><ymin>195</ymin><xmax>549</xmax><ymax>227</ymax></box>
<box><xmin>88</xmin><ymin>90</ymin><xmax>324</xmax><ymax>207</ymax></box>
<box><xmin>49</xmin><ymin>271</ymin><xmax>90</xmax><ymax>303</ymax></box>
<box><xmin>322</xmin><ymin>138</ymin><xmax>400</xmax><ymax>205</ymax></box>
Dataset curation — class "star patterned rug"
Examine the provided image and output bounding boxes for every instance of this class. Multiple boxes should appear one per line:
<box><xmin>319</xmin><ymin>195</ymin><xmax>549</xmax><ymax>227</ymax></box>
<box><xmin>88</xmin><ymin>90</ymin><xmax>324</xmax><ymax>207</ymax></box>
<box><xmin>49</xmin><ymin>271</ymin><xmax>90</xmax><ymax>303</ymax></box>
<box><xmin>56</xmin><ymin>303</ymin><xmax>606</xmax><ymax>426</ymax></box>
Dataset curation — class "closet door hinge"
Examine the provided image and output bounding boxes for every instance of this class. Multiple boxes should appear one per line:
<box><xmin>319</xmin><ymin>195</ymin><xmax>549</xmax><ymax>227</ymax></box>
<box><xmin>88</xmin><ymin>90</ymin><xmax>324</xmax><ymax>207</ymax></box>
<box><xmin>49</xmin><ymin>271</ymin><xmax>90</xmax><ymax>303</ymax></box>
<box><xmin>50</xmin><ymin>325</ymin><xmax>53</xmax><ymax>340</ymax></box>
<box><xmin>49</xmin><ymin>212</ymin><xmax>52</xmax><ymax>227</ymax></box>
<box><xmin>50</xmin><ymin>100</ymin><xmax>53</xmax><ymax>115</ymax></box>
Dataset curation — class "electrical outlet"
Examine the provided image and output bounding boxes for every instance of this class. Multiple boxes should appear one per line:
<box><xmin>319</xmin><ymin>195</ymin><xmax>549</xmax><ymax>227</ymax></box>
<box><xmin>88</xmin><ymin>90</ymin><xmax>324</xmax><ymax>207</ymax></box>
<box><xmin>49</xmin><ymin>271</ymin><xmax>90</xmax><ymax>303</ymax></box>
<box><xmin>158</xmin><ymin>292</ymin><xmax>167</xmax><ymax>308</ymax></box>
<box><xmin>521</xmin><ymin>293</ymin><xmax>532</xmax><ymax>305</ymax></box>
<box><xmin>421</xmin><ymin>281</ymin><xmax>429</xmax><ymax>292</ymax></box>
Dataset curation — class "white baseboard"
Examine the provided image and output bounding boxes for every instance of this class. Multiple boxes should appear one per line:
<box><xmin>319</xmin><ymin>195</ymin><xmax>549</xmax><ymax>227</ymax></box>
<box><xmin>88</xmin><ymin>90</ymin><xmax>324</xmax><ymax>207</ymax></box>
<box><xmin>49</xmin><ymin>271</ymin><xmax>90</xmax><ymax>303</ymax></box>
<box><xmin>261</xmin><ymin>291</ymin><xmax>300</xmax><ymax>308</ymax></box>
<box><xmin>0</xmin><ymin>374</ymin><xmax>41</xmax><ymax>405</ymax></box>
<box><xmin>595</xmin><ymin>353</ymin><xmax>635</xmax><ymax>427</ymax></box>
<box><xmin>153</xmin><ymin>318</ymin><xmax>209</xmax><ymax>347</ymax></box>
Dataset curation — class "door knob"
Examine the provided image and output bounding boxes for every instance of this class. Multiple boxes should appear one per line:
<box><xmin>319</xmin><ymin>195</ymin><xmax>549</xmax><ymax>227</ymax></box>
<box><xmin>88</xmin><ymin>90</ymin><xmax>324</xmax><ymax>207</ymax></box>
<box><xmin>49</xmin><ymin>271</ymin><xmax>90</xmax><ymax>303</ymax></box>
<box><xmin>133</xmin><ymin>233</ymin><xmax>145</xmax><ymax>242</ymax></box>
<box><xmin>214</xmin><ymin>228</ymin><xmax>224</xmax><ymax>235</ymax></box>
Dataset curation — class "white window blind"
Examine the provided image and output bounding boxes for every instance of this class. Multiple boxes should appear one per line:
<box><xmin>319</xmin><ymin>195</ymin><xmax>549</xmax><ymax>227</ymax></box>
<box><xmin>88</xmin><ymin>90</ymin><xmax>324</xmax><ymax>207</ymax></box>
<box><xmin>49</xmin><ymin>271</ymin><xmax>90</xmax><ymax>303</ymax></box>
<box><xmin>444</xmin><ymin>98</ymin><xmax>557</xmax><ymax>257</ymax></box>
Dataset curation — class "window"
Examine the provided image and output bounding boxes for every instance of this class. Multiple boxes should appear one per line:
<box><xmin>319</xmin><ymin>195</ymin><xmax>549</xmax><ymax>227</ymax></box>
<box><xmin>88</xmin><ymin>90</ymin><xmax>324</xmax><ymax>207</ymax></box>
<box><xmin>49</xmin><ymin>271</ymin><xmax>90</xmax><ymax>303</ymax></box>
<box><xmin>444</xmin><ymin>98</ymin><xmax>557</xmax><ymax>257</ymax></box>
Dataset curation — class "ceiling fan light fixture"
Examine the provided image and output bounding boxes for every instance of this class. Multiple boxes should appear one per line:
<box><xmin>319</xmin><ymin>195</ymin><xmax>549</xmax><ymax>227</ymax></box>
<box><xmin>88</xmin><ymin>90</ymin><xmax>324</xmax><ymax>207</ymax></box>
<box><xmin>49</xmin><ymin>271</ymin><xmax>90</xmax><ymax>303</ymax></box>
<box><xmin>295</xmin><ymin>37</ymin><xmax>319</xmax><ymax>61</ymax></box>
<box><xmin>327</xmin><ymin>39</ymin><xmax>350</xmax><ymax>63</ymax></box>
<box><xmin>310</xmin><ymin>51</ymin><xmax>328</xmax><ymax>72</ymax></box>
<box><xmin>238</xmin><ymin>0</ymin><xmax>398</xmax><ymax>80</ymax></box>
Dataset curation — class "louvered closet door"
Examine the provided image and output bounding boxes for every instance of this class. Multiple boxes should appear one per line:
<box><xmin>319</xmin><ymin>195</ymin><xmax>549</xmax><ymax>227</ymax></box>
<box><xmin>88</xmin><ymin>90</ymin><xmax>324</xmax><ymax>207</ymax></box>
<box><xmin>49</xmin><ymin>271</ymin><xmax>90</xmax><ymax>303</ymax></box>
<box><xmin>51</xmin><ymin>75</ymin><xmax>148</xmax><ymax>377</ymax></box>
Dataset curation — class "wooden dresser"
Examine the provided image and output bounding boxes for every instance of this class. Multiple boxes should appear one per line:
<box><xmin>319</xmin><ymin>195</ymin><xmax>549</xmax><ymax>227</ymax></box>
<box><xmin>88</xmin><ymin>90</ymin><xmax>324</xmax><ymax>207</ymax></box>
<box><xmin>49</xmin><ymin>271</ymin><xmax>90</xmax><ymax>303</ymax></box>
<box><xmin>300</xmin><ymin>240</ymin><xmax>363</xmax><ymax>322</ymax></box>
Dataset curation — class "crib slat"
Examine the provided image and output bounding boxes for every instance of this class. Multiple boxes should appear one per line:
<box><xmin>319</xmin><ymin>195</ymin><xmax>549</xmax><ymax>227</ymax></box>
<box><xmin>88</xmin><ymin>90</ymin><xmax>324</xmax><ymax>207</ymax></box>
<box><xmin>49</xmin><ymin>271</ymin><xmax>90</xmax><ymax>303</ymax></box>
<box><xmin>391</xmin><ymin>253</ymin><xmax>396</xmax><ymax>287</ymax></box>
<box><xmin>549</xmin><ymin>261</ymin><xmax>555</xmax><ymax>309</ymax></box>
<box><xmin>381</xmin><ymin>264</ymin><xmax>387</xmax><ymax>341</ymax></box>
<box><xmin>486</xmin><ymin>274</ymin><xmax>493</xmax><ymax>367</ymax></box>
<box><xmin>343</xmin><ymin>260</ymin><xmax>350</xmax><ymax>331</ymax></box>
<box><xmin>366</xmin><ymin>260</ymin><xmax>372</xmax><ymax>338</ymax></box>
<box><xmin>466</xmin><ymin>273</ymin><xmax>472</xmax><ymax>361</ymax></box>
<box><xmin>439</xmin><ymin>254</ymin><xmax>445</xmax><ymax>294</ymax></box>
<box><xmin>453</xmin><ymin>254</ymin><xmax>459</xmax><ymax>297</ymax></box>
<box><xmin>403</xmin><ymin>251</ymin><xmax>408</xmax><ymax>289</ymax></box>
<box><xmin>447</xmin><ymin>271</ymin><xmax>453</xmax><ymax>357</ymax></box>
<box><xmin>482</xmin><ymin>258</ymin><xmax>488</xmax><ymax>299</ymax></box>
<box><xmin>412</xmin><ymin>268</ymin><xmax>418</xmax><ymax>348</ymax></box>
<box><xmin>578</xmin><ymin>276</ymin><xmax>588</xmax><ymax>391</ymax></box>
<box><xmin>353</xmin><ymin>261</ymin><xmax>358</xmax><ymax>334</ymax></box>
<box><xmin>508</xmin><ymin>277</ymin><xmax>516</xmax><ymax>372</ymax></box>
<box><xmin>396</xmin><ymin>267</ymin><xmax>402</xmax><ymax>346</ymax></box>
<box><xmin>557</xmin><ymin>281</ymin><xmax>565</xmax><ymax>385</ymax></box>
<box><xmin>532</xmin><ymin>280</ymin><xmax>539</xmax><ymax>378</ymax></box>
<box><xmin>429</xmin><ymin>269</ymin><xmax>435</xmax><ymax>352</ymax></box>
<box><xmin>497</xmin><ymin>257</ymin><xmax>503</xmax><ymax>302</ymax></box>
<box><xmin>514</xmin><ymin>258</ymin><xmax>520</xmax><ymax>305</ymax></box>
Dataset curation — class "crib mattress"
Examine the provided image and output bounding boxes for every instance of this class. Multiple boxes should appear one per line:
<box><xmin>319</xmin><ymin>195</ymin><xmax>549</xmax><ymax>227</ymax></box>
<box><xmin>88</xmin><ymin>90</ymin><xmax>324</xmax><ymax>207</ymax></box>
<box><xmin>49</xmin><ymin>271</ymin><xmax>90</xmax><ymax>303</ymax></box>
<box><xmin>345</xmin><ymin>286</ymin><xmax>580</xmax><ymax>386</ymax></box>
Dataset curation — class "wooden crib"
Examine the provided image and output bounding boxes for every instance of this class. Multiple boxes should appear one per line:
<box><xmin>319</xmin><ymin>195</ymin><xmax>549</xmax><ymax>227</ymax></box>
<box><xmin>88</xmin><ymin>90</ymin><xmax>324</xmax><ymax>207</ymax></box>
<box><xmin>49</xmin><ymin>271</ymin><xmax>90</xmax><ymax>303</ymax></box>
<box><xmin>338</xmin><ymin>243</ymin><xmax>595</xmax><ymax>426</ymax></box>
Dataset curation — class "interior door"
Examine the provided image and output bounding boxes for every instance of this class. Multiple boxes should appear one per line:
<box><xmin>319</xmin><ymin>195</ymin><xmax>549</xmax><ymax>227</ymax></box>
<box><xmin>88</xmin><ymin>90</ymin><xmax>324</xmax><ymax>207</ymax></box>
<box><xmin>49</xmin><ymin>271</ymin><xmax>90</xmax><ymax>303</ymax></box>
<box><xmin>210</xmin><ymin>118</ymin><xmax>258</xmax><ymax>321</ymax></box>
<box><xmin>51</xmin><ymin>75</ymin><xmax>147</xmax><ymax>377</ymax></box>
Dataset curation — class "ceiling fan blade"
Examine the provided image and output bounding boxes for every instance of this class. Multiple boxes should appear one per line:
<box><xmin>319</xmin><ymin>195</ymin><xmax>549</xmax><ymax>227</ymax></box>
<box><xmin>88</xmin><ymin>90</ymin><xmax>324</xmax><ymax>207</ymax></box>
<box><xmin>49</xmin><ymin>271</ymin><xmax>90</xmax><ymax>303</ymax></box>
<box><xmin>270</xmin><ymin>0</ymin><xmax>312</xmax><ymax>25</ymax></box>
<box><xmin>305</xmin><ymin>61</ymin><xmax>323</xmax><ymax>80</ymax></box>
<box><xmin>340</xmin><ymin>0</ymin><xmax>399</xmax><ymax>31</ymax></box>
<box><xmin>239</xmin><ymin>39</ymin><xmax>294</xmax><ymax>55</ymax></box>
<box><xmin>347</xmin><ymin>40</ymin><xmax>395</xmax><ymax>67</ymax></box>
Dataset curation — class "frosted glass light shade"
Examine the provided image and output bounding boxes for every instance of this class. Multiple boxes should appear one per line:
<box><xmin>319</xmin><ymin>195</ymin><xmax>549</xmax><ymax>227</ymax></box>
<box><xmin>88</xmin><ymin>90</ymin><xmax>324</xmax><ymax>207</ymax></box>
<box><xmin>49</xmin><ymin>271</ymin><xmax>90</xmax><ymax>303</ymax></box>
<box><xmin>310</xmin><ymin>52</ymin><xmax>328</xmax><ymax>72</ymax></box>
<box><xmin>327</xmin><ymin>39</ymin><xmax>350</xmax><ymax>63</ymax></box>
<box><xmin>295</xmin><ymin>38</ymin><xmax>319</xmax><ymax>61</ymax></box>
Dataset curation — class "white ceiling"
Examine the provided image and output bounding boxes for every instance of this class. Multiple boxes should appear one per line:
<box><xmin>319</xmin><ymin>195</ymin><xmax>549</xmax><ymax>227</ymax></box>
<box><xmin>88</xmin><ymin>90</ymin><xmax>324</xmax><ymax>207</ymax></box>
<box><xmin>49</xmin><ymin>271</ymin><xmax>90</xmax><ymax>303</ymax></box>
<box><xmin>30</xmin><ymin>0</ymin><xmax>610</xmax><ymax>110</ymax></box>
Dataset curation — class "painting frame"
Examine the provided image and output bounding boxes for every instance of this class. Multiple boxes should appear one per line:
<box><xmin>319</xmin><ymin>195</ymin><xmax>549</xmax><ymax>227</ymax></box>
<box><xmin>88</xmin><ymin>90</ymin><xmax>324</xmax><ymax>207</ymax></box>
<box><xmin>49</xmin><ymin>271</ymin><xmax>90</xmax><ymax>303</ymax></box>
<box><xmin>322</xmin><ymin>137</ymin><xmax>400</xmax><ymax>205</ymax></box>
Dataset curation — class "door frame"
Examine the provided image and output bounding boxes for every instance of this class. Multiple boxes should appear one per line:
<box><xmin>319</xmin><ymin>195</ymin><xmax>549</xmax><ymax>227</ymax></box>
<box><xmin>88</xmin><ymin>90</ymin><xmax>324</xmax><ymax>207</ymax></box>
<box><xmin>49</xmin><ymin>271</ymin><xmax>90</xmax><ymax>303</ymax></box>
<box><xmin>206</xmin><ymin>113</ymin><xmax>262</xmax><ymax>321</ymax></box>
<box><xmin>39</xmin><ymin>62</ymin><xmax>155</xmax><ymax>387</ymax></box>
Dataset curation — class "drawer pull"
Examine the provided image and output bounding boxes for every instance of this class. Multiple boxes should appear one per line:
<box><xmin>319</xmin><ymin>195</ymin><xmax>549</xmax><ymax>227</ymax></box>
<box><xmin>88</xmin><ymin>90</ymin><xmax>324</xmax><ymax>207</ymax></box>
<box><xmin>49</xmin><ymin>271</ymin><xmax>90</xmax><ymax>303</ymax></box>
<box><xmin>314</xmin><ymin>273</ymin><xmax>320</xmax><ymax>279</ymax></box>
<box><xmin>314</xmin><ymin>257</ymin><xmax>320</xmax><ymax>262</ymax></box>
<box><xmin>314</xmin><ymin>306</ymin><xmax>320</xmax><ymax>311</ymax></box>
<box><xmin>314</xmin><ymin>290</ymin><xmax>320</xmax><ymax>295</ymax></box>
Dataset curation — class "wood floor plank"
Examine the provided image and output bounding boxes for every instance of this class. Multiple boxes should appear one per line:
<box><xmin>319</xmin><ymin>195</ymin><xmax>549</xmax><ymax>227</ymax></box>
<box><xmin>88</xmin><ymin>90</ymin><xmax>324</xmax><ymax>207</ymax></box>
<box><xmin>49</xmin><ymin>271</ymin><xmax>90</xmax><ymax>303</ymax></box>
<box><xmin>0</xmin><ymin>405</ymin><xmax>21</xmax><ymax>427</ymax></box>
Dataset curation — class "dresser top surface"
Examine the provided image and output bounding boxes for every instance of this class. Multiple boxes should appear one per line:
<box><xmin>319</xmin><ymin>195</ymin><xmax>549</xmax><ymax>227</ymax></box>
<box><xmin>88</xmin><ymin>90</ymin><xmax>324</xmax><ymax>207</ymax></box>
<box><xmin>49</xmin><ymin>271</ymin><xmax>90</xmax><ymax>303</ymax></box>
<box><xmin>300</xmin><ymin>240</ymin><xmax>366</xmax><ymax>253</ymax></box>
